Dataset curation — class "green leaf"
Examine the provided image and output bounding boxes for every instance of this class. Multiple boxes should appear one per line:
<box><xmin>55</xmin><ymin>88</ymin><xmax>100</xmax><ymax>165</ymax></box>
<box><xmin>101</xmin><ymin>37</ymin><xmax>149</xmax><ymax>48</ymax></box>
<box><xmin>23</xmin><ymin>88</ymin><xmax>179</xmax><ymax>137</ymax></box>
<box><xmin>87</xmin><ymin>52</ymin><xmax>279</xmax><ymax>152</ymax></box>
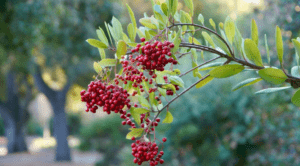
<box><xmin>209</xmin><ymin>18</ymin><xmax>216</xmax><ymax>30</ymax></box>
<box><xmin>210</xmin><ymin>64</ymin><xmax>244</xmax><ymax>78</ymax></box>
<box><xmin>127</xmin><ymin>42</ymin><xmax>138</xmax><ymax>47</ymax></box>
<box><xmin>98</xmin><ymin>59</ymin><xmax>117</xmax><ymax>67</ymax></box>
<box><xmin>161</xmin><ymin>84</ymin><xmax>176</xmax><ymax>93</ymax></box>
<box><xmin>145</xmin><ymin>30</ymin><xmax>151</xmax><ymax>41</ymax></box>
<box><xmin>98</xmin><ymin>48</ymin><xmax>106</xmax><ymax>60</ymax></box>
<box><xmin>202</xmin><ymin>31</ymin><xmax>215</xmax><ymax>48</ymax></box>
<box><xmin>224</xmin><ymin>16</ymin><xmax>235</xmax><ymax>45</ymax></box>
<box><xmin>138</xmin><ymin>96</ymin><xmax>150</xmax><ymax>108</ymax></box>
<box><xmin>291</xmin><ymin>66</ymin><xmax>300</xmax><ymax>77</ymax></box>
<box><xmin>183</xmin><ymin>0</ymin><xmax>193</xmax><ymax>16</ymax></box>
<box><xmin>188</xmin><ymin>36</ymin><xmax>201</xmax><ymax>45</ymax></box>
<box><xmin>86</xmin><ymin>39</ymin><xmax>108</xmax><ymax>49</ymax></box>
<box><xmin>158</xmin><ymin>87</ymin><xmax>166</xmax><ymax>97</ymax></box>
<box><xmin>129</xmin><ymin>107</ymin><xmax>141</xmax><ymax>125</ymax></box>
<box><xmin>104</xmin><ymin>22</ymin><xmax>113</xmax><ymax>46</ymax></box>
<box><xmin>96</xmin><ymin>28</ymin><xmax>109</xmax><ymax>46</ymax></box>
<box><xmin>198</xmin><ymin>62</ymin><xmax>224</xmax><ymax>71</ymax></box>
<box><xmin>292</xmin><ymin>39</ymin><xmax>300</xmax><ymax>58</ymax></box>
<box><xmin>93</xmin><ymin>62</ymin><xmax>103</xmax><ymax>74</ymax></box>
<box><xmin>169</xmin><ymin>76</ymin><xmax>184</xmax><ymax>88</ymax></box>
<box><xmin>116</xmin><ymin>40</ymin><xmax>127</xmax><ymax>59</ymax></box>
<box><xmin>123</xmin><ymin>33</ymin><xmax>130</xmax><ymax>43</ymax></box>
<box><xmin>258</xmin><ymin>68</ymin><xmax>288</xmax><ymax>85</ymax></box>
<box><xmin>172</xmin><ymin>29</ymin><xmax>181</xmax><ymax>54</ymax></box>
<box><xmin>126</xmin><ymin>128</ymin><xmax>144</xmax><ymax>139</ymax></box>
<box><xmin>126</xmin><ymin>4</ymin><xmax>137</xmax><ymax>29</ymax></box>
<box><xmin>211</xmin><ymin>35</ymin><xmax>231</xmax><ymax>56</ymax></box>
<box><xmin>232</xmin><ymin>78</ymin><xmax>262</xmax><ymax>91</ymax></box>
<box><xmin>292</xmin><ymin>89</ymin><xmax>300</xmax><ymax>106</ymax></box>
<box><xmin>128</xmin><ymin>23</ymin><xmax>136</xmax><ymax>42</ymax></box>
<box><xmin>149</xmin><ymin>92</ymin><xmax>158</xmax><ymax>106</ymax></box>
<box><xmin>219</xmin><ymin>22</ymin><xmax>224</xmax><ymax>29</ymax></box>
<box><xmin>108</xmin><ymin>24</ymin><xmax>118</xmax><ymax>43</ymax></box>
<box><xmin>198</xmin><ymin>14</ymin><xmax>204</xmax><ymax>25</ymax></box>
<box><xmin>112</xmin><ymin>17</ymin><xmax>123</xmax><ymax>41</ymax></box>
<box><xmin>265</xmin><ymin>34</ymin><xmax>270</xmax><ymax>65</ymax></box>
<box><xmin>161</xmin><ymin>3</ymin><xmax>168</xmax><ymax>16</ymax></box>
<box><xmin>134</xmin><ymin>108</ymin><xmax>150</xmax><ymax>114</ymax></box>
<box><xmin>276</xmin><ymin>26</ymin><xmax>283</xmax><ymax>65</ymax></box>
<box><xmin>255</xmin><ymin>86</ymin><xmax>291</xmax><ymax>94</ymax></box>
<box><xmin>244</xmin><ymin>39</ymin><xmax>263</xmax><ymax>66</ymax></box>
<box><xmin>139</xmin><ymin>18</ymin><xmax>157</xmax><ymax>29</ymax></box>
<box><xmin>195</xmin><ymin>75</ymin><xmax>214</xmax><ymax>88</ymax></box>
<box><xmin>171</xmin><ymin>0</ymin><xmax>178</xmax><ymax>16</ymax></box>
<box><xmin>251</xmin><ymin>19</ymin><xmax>259</xmax><ymax>46</ymax></box>
<box><xmin>162</xmin><ymin>111</ymin><xmax>173</xmax><ymax>123</ymax></box>
<box><xmin>180</xmin><ymin>10</ymin><xmax>187</xmax><ymax>32</ymax></box>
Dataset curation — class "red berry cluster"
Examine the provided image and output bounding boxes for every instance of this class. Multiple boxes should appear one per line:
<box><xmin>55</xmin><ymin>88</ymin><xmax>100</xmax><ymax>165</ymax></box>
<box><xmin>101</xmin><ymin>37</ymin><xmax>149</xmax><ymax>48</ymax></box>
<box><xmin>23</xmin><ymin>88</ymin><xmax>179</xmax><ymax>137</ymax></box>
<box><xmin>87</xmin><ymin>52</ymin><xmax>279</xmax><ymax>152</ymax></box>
<box><xmin>139</xmin><ymin>114</ymin><xmax>161</xmax><ymax>133</ymax></box>
<box><xmin>80</xmin><ymin>80</ymin><xmax>130</xmax><ymax>114</ymax></box>
<box><xmin>131</xmin><ymin>37</ymin><xmax>178</xmax><ymax>72</ymax></box>
<box><xmin>131</xmin><ymin>139</ymin><xmax>166</xmax><ymax>165</ymax></box>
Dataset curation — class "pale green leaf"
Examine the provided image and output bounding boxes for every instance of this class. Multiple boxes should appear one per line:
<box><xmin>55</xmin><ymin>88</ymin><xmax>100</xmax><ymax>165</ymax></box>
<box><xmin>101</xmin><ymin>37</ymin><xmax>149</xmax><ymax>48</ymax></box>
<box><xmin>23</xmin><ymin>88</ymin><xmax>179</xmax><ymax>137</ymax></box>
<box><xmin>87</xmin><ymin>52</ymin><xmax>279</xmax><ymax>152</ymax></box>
<box><xmin>188</xmin><ymin>36</ymin><xmax>201</xmax><ymax>45</ymax></box>
<box><xmin>86</xmin><ymin>39</ymin><xmax>108</xmax><ymax>49</ymax></box>
<box><xmin>161</xmin><ymin>3</ymin><xmax>168</xmax><ymax>16</ymax></box>
<box><xmin>98</xmin><ymin>59</ymin><xmax>117</xmax><ymax>67</ymax></box>
<box><xmin>292</xmin><ymin>89</ymin><xmax>300</xmax><ymax>106</ymax></box>
<box><xmin>134</xmin><ymin>108</ymin><xmax>150</xmax><ymax>114</ymax></box>
<box><xmin>96</xmin><ymin>28</ymin><xmax>109</xmax><ymax>46</ymax></box>
<box><xmin>258</xmin><ymin>68</ymin><xmax>288</xmax><ymax>85</ymax></box>
<box><xmin>202</xmin><ymin>31</ymin><xmax>215</xmax><ymax>48</ymax></box>
<box><xmin>128</xmin><ymin>23</ymin><xmax>136</xmax><ymax>42</ymax></box>
<box><xmin>126</xmin><ymin>128</ymin><xmax>144</xmax><ymax>139</ymax></box>
<box><xmin>211</xmin><ymin>35</ymin><xmax>231</xmax><ymax>56</ymax></box>
<box><xmin>255</xmin><ymin>86</ymin><xmax>291</xmax><ymax>94</ymax></box>
<box><xmin>126</xmin><ymin>4</ymin><xmax>137</xmax><ymax>28</ymax></box>
<box><xmin>195</xmin><ymin>75</ymin><xmax>214</xmax><ymax>88</ymax></box>
<box><xmin>149</xmin><ymin>92</ymin><xmax>158</xmax><ymax>106</ymax></box>
<box><xmin>93</xmin><ymin>62</ymin><xmax>102</xmax><ymax>74</ymax></box>
<box><xmin>276</xmin><ymin>26</ymin><xmax>283</xmax><ymax>65</ymax></box>
<box><xmin>116</xmin><ymin>40</ymin><xmax>127</xmax><ymax>59</ymax></box>
<box><xmin>224</xmin><ymin>16</ymin><xmax>235</xmax><ymax>45</ymax></box>
<box><xmin>232</xmin><ymin>78</ymin><xmax>262</xmax><ymax>91</ymax></box>
<box><xmin>162</xmin><ymin>111</ymin><xmax>173</xmax><ymax>123</ymax></box>
<box><xmin>138</xmin><ymin>96</ymin><xmax>150</xmax><ymax>108</ymax></box>
<box><xmin>210</xmin><ymin>64</ymin><xmax>245</xmax><ymax>78</ymax></box>
<box><xmin>265</xmin><ymin>34</ymin><xmax>270</xmax><ymax>65</ymax></box>
<box><xmin>98</xmin><ymin>48</ymin><xmax>106</xmax><ymax>60</ymax></box>
<box><xmin>198</xmin><ymin>14</ymin><xmax>204</xmax><ymax>25</ymax></box>
<box><xmin>139</xmin><ymin>18</ymin><xmax>157</xmax><ymax>29</ymax></box>
<box><xmin>209</xmin><ymin>18</ymin><xmax>216</xmax><ymax>30</ymax></box>
<box><xmin>198</xmin><ymin>62</ymin><xmax>224</xmax><ymax>71</ymax></box>
<box><xmin>169</xmin><ymin>76</ymin><xmax>184</xmax><ymax>88</ymax></box>
<box><xmin>244</xmin><ymin>38</ymin><xmax>263</xmax><ymax>66</ymax></box>
<box><xmin>112</xmin><ymin>17</ymin><xmax>123</xmax><ymax>41</ymax></box>
<box><xmin>251</xmin><ymin>19</ymin><xmax>259</xmax><ymax>46</ymax></box>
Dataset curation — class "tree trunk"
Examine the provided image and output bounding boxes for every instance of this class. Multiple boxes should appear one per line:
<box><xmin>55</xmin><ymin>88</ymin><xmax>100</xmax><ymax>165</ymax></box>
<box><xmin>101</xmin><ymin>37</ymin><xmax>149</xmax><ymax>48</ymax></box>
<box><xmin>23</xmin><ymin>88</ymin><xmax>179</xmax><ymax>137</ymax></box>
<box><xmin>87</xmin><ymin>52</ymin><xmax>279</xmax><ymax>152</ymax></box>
<box><xmin>0</xmin><ymin>105</ymin><xmax>27</xmax><ymax>153</ymax></box>
<box><xmin>52</xmin><ymin>105</ymin><xmax>71</xmax><ymax>161</ymax></box>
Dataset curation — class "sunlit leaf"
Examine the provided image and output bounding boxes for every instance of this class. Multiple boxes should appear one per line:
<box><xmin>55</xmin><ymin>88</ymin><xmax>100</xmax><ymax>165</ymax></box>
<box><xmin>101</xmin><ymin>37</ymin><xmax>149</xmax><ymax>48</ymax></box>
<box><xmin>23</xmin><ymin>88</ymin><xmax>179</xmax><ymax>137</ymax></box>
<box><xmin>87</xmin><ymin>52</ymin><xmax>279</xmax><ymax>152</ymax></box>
<box><xmin>126</xmin><ymin>128</ymin><xmax>144</xmax><ymax>139</ymax></box>
<box><xmin>202</xmin><ymin>31</ymin><xmax>215</xmax><ymax>48</ymax></box>
<box><xmin>98</xmin><ymin>59</ymin><xmax>117</xmax><ymax>67</ymax></box>
<box><xmin>224</xmin><ymin>16</ymin><xmax>235</xmax><ymax>45</ymax></box>
<box><xmin>276</xmin><ymin>26</ymin><xmax>284</xmax><ymax>65</ymax></box>
<box><xmin>138</xmin><ymin>96</ymin><xmax>150</xmax><ymax>108</ymax></box>
<box><xmin>244</xmin><ymin>38</ymin><xmax>263</xmax><ymax>66</ymax></box>
<box><xmin>163</xmin><ymin>111</ymin><xmax>173</xmax><ymax>123</ymax></box>
<box><xmin>210</xmin><ymin>64</ymin><xmax>244</xmax><ymax>78</ymax></box>
<box><xmin>98</xmin><ymin>48</ymin><xmax>106</xmax><ymax>60</ymax></box>
<box><xmin>265</xmin><ymin>34</ymin><xmax>270</xmax><ymax>65</ymax></box>
<box><xmin>126</xmin><ymin>4</ymin><xmax>137</xmax><ymax>29</ymax></box>
<box><xmin>169</xmin><ymin>76</ymin><xmax>184</xmax><ymax>88</ymax></box>
<box><xmin>183</xmin><ymin>0</ymin><xmax>193</xmax><ymax>16</ymax></box>
<box><xmin>209</xmin><ymin>18</ymin><xmax>216</xmax><ymax>30</ymax></box>
<box><xmin>140</xmin><ymin>18</ymin><xmax>157</xmax><ymax>29</ymax></box>
<box><xmin>86</xmin><ymin>39</ymin><xmax>108</xmax><ymax>49</ymax></box>
<box><xmin>251</xmin><ymin>19</ymin><xmax>259</xmax><ymax>46</ymax></box>
<box><xmin>93</xmin><ymin>62</ymin><xmax>103</xmax><ymax>74</ymax></box>
<box><xmin>292</xmin><ymin>89</ymin><xmax>300</xmax><ymax>106</ymax></box>
<box><xmin>116</xmin><ymin>40</ymin><xmax>127</xmax><ymax>59</ymax></box>
<box><xmin>258</xmin><ymin>68</ymin><xmax>287</xmax><ymax>85</ymax></box>
<box><xmin>198</xmin><ymin>14</ymin><xmax>204</xmax><ymax>25</ymax></box>
<box><xmin>195</xmin><ymin>75</ymin><xmax>214</xmax><ymax>88</ymax></box>
<box><xmin>96</xmin><ymin>28</ymin><xmax>109</xmax><ymax>46</ymax></box>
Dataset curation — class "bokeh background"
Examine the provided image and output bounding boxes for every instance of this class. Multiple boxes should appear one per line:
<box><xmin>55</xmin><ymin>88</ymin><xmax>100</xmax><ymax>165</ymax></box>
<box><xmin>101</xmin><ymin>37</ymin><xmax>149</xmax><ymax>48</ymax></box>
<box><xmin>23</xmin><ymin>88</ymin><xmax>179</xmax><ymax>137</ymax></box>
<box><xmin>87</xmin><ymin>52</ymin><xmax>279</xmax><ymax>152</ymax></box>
<box><xmin>1</xmin><ymin>0</ymin><xmax>300</xmax><ymax>165</ymax></box>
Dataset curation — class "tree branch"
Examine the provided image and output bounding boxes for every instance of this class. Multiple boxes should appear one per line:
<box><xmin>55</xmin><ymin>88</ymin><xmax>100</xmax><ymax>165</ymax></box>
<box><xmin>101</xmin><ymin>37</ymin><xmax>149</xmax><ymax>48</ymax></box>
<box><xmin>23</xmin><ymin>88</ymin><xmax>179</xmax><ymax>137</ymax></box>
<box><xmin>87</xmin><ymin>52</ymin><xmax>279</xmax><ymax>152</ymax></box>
<box><xmin>149</xmin><ymin>75</ymin><xmax>211</xmax><ymax>128</ymax></box>
<box><xmin>32</xmin><ymin>63</ymin><xmax>55</xmax><ymax>97</ymax></box>
<box><xmin>179</xmin><ymin>57</ymin><xmax>221</xmax><ymax>77</ymax></box>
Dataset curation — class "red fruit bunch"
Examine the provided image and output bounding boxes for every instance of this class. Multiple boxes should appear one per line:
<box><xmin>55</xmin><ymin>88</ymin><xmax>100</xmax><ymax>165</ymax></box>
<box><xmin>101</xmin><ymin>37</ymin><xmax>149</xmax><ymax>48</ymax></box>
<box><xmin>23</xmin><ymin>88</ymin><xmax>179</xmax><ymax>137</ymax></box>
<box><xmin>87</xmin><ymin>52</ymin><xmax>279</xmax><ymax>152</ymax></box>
<box><xmin>131</xmin><ymin>140</ymin><xmax>165</xmax><ymax>165</ymax></box>
<box><xmin>130</xmin><ymin>37</ymin><xmax>178</xmax><ymax>72</ymax></box>
<box><xmin>80</xmin><ymin>80</ymin><xmax>131</xmax><ymax>114</ymax></box>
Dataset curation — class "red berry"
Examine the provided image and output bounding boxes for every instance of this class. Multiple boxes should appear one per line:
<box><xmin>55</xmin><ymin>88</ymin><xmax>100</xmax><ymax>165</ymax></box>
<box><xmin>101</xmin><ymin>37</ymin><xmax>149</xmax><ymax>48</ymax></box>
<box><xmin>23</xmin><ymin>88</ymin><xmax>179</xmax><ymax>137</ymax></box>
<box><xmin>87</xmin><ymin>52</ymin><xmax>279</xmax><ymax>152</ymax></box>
<box><xmin>131</xmin><ymin>137</ymin><xmax>136</xmax><ymax>140</ymax></box>
<box><xmin>141</xmin><ymin>37</ymin><xmax>145</xmax><ymax>42</ymax></box>
<box><xmin>162</xmin><ymin>137</ymin><xmax>167</xmax><ymax>142</ymax></box>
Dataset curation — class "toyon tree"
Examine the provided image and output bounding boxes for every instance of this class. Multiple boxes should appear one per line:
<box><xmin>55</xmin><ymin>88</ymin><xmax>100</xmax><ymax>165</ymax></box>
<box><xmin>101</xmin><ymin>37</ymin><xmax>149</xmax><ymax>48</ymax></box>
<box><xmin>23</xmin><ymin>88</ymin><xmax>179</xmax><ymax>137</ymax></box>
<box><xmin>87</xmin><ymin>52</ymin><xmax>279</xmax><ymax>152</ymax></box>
<box><xmin>81</xmin><ymin>0</ymin><xmax>300</xmax><ymax>165</ymax></box>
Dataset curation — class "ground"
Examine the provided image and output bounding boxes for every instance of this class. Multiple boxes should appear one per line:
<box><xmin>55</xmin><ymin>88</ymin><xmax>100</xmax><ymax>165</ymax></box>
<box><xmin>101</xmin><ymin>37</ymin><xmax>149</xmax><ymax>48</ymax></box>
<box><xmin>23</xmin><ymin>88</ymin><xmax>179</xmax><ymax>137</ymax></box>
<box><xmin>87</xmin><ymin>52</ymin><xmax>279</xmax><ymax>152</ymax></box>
<box><xmin>0</xmin><ymin>136</ymin><xmax>103</xmax><ymax>166</ymax></box>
